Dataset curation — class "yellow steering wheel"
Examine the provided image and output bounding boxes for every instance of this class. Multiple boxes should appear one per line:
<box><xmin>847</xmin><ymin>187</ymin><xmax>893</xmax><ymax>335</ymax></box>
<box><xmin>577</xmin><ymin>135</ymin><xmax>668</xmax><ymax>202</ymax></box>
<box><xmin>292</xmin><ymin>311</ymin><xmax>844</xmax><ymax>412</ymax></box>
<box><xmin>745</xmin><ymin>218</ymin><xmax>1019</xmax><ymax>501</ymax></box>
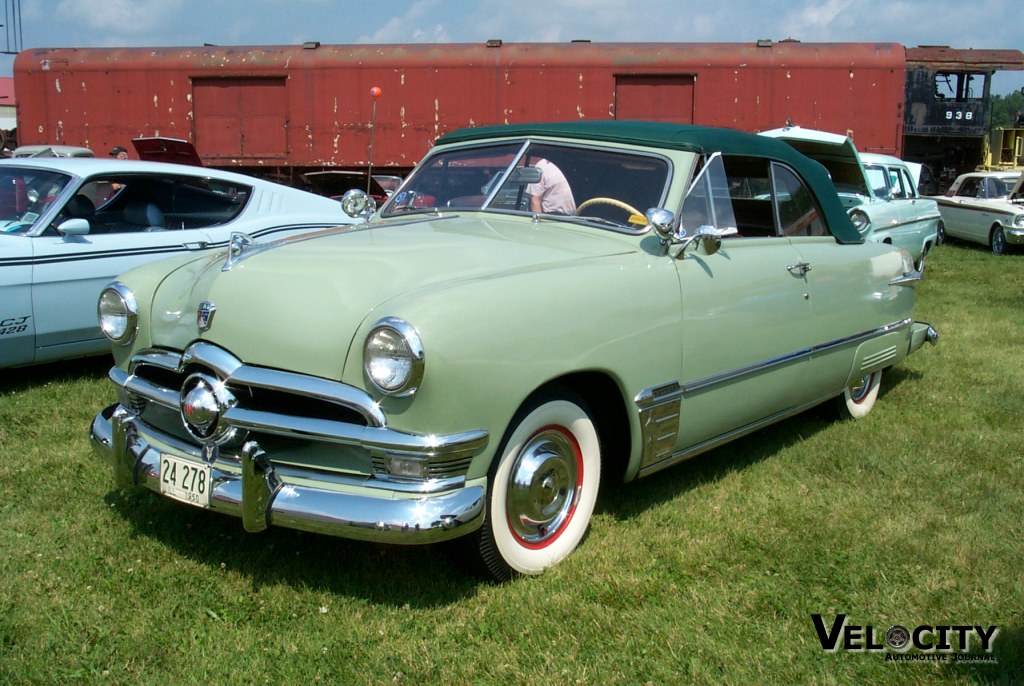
<box><xmin>576</xmin><ymin>197</ymin><xmax>646</xmax><ymax>225</ymax></box>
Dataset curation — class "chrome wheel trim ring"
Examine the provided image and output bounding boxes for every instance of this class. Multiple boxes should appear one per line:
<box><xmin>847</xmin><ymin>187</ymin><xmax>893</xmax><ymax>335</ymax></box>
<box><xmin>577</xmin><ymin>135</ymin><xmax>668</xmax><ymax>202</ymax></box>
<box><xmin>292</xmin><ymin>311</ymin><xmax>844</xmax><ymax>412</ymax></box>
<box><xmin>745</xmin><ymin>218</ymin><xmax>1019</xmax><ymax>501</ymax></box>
<box><xmin>504</xmin><ymin>426</ymin><xmax>582</xmax><ymax>548</ymax></box>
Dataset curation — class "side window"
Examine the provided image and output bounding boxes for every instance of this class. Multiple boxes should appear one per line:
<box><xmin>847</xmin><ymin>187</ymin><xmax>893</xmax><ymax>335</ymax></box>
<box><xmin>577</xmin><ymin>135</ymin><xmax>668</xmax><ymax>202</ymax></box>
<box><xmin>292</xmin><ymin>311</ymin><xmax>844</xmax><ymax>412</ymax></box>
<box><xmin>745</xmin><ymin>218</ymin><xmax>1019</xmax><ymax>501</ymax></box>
<box><xmin>864</xmin><ymin>165</ymin><xmax>891</xmax><ymax>198</ymax></box>
<box><xmin>679</xmin><ymin>154</ymin><xmax>739</xmax><ymax>234</ymax></box>
<box><xmin>771</xmin><ymin>164</ymin><xmax>827</xmax><ymax>237</ymax></box>
<box><xmin>898</xmin><ymin>169</ymin><xmax>918</xmax><ymax>198</ymax></box>
<box><xmin>680</xmin><ymin>155</ymin><xmax>827</xmax><ymax>239</ymax></box>
<box><xmin>718</xmin><ymin>155</ymin><xmax>775</xmax><ymax>237</ymax></box>
<box><xmin>887</xmin><ymin>168</ymin><xmax>908</xmax><ymax>199</ymax></box>
<box><xmin>955</xmin><ymin>178</ymin><xmax>979</xmax><ymax>198</ymax></box>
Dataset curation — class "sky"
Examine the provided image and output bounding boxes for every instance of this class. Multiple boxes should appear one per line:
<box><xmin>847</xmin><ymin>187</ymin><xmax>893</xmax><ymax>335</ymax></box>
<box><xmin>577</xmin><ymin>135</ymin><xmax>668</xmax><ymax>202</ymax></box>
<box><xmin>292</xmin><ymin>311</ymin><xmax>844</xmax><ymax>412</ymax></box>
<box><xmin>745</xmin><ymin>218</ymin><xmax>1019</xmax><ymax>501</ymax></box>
<box><xmin>2</xmin><ymin>0</ymin><xmax>1021</xmax><ymax>94</ymax></box>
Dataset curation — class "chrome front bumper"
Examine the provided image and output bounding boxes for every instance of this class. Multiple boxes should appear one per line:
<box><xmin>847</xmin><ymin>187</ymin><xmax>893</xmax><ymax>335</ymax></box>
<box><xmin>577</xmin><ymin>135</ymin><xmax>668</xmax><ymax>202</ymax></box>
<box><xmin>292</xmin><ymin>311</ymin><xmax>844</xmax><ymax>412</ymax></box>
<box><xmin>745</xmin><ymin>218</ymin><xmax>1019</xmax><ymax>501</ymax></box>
<box><xmin>90</xmin><ymin>404</ymin><xmax>486</xmax><ymax>544</ymax></box>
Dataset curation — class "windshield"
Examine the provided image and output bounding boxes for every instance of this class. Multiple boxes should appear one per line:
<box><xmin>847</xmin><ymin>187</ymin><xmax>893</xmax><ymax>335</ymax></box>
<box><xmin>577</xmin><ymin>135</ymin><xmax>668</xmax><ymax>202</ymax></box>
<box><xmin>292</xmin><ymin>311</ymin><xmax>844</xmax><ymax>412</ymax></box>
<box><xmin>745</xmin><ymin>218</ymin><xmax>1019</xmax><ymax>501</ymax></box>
<box><xmin>0</xmin><ymin>168</ymin><xmax>74</xmax><ymax>235</ymax></box>
<box><xmin>383</xmin><ymin>140</ymin><xmax>671</xmax><ymax>230</ymax></box>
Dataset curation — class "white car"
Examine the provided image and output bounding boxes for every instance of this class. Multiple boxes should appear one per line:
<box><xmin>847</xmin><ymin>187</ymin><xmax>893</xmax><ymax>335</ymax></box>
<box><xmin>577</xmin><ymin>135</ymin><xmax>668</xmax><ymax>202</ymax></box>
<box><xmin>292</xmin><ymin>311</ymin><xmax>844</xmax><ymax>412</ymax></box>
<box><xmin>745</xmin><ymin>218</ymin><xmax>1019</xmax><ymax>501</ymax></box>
<box><xmin>760</xmin><ymin>126</ymin><xmax>940</xmax><ymax>266</ymax></box>
<box><xmin>1</xmin><ymin>157</ymin><xmax>352</xmax><ymax>368</ymax></box>
<box><xmin>932</xmin><ymin>171</ymin><xmax>1023</xmax><ymax>255</ymax></box>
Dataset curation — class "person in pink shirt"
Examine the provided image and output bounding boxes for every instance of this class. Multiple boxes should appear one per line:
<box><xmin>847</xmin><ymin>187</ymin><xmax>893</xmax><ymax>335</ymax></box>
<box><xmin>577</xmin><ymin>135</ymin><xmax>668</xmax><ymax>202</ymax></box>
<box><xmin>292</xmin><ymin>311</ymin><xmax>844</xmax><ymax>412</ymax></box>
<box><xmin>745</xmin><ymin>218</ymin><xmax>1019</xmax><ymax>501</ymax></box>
<box><xmin>528</xmin><ymin>159</ymin><xmax>576</xmax><ymax>215</ymax></box>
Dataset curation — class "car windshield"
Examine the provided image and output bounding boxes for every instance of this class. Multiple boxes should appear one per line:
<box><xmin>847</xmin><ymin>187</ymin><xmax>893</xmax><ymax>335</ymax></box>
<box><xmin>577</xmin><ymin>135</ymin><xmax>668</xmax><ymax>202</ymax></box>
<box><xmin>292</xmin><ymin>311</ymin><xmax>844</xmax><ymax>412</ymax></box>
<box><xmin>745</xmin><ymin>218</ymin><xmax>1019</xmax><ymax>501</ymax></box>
<box><xmin>0</xmin><ymin>168</ymin><xmax>74</xmax><ymax>235</ymax></box>
<box><xmin>382</xmin><ymin>140</ymin><xmax>671</xmax><ymax>230</ymax></box>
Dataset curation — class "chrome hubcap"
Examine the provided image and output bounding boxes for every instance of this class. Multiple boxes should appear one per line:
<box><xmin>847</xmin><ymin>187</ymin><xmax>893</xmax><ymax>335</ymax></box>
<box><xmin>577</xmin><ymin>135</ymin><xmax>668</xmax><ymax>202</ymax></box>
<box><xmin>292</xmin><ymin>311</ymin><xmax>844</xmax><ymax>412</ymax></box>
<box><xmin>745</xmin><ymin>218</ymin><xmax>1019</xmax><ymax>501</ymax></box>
<box><xmin>848</xmin><ymin>373</ymin><xmax>873</xmax><ymax>404</ymax></box>
<box><xmin>505</xmin><ymin>427</ymin><xmax>581</xmax><ymax>547</ymax></box>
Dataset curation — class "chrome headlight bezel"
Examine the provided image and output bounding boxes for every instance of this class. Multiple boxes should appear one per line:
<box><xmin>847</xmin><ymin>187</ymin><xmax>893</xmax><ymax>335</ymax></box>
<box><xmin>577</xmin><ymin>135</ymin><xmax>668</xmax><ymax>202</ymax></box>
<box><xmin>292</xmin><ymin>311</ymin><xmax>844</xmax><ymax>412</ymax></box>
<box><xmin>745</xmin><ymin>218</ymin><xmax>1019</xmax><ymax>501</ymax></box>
<box><xmin>363</xmin><ymin>317</ymin><xmax>425</xmax><ymax>397</ymax></box>
<box><xmin>849</xmin><ymin>209</ymin><xmax>870</xmax><ymax>234</ymax></box>
<box><xmin>1013</xmin><ymin>214</ymin><xmax>1024</xmax><ymax>229</ymax></box>
<box><xmin>97</xmin><ymin>281</ymin><xmax>138</xmax><ymax>346</ymax></box>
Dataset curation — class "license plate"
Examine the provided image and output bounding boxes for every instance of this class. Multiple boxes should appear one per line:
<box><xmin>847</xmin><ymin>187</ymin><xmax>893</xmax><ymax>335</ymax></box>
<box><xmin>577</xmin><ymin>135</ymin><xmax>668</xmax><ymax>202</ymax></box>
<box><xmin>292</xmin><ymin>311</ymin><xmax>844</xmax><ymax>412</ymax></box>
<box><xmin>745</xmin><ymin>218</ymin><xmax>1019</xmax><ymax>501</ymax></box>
<box><xmin>159</xmin><ymin>455</ymin><xmax>212</xmax><ymax>508</ymax></box>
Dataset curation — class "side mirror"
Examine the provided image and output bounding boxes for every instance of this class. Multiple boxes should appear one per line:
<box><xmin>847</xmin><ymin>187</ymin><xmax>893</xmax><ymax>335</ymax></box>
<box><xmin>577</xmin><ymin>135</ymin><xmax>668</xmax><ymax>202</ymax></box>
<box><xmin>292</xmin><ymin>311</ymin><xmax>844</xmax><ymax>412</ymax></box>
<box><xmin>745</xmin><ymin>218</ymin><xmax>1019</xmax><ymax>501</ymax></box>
<box><xmin>57</xmin><ymin>218</ymin><xmax>90</xmax><ymax>237</ymax></box>
<box><xmin>341</xmin><ymin>189</ymin><xmax>378</xmax><ymax>221</ymax></box>
<box><xmin>647</xmin><ymin>208</ymin><xmax>676</xmax><ymax>243</ymax></box>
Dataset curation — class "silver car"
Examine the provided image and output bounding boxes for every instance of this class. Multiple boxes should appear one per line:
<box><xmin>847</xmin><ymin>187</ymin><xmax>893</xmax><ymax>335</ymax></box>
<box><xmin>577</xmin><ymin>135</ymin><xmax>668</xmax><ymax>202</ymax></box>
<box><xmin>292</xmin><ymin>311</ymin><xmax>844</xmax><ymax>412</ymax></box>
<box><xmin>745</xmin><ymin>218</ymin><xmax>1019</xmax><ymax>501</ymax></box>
<box><xmin>761</xmin><ymin>126</ymin><xmax>940</xmax><ymax>267</ymax></box>
<box><xmin>1</xmin><ymin>157</ymin><xmax>352</xmax><ymax>368</ymax></box>
<box><xmin>932</xmin><ymin>171</ymin><xmax>1023</xmax><ymax>255</ymax></box>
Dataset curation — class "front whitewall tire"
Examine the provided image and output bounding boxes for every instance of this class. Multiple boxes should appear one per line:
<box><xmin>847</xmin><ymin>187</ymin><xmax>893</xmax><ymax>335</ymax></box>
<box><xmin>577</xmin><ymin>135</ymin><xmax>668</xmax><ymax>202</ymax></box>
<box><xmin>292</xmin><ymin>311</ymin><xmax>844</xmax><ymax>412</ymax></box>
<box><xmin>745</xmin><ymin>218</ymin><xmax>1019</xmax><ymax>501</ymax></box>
<box><xmin>480</xmin><ymin>395</ymin><xmax>601</xmax><ymax>579</ymax></box>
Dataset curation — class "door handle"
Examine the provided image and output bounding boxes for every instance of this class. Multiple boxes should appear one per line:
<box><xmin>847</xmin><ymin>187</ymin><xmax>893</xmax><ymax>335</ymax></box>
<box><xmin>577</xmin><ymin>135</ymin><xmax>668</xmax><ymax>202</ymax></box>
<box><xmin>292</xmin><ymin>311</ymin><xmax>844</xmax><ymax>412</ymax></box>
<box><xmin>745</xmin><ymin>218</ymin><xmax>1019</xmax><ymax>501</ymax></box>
<box><xmin>787</xmin><ymin>262</ymin><xmax>812</xmax><ymax>277</ymax></box>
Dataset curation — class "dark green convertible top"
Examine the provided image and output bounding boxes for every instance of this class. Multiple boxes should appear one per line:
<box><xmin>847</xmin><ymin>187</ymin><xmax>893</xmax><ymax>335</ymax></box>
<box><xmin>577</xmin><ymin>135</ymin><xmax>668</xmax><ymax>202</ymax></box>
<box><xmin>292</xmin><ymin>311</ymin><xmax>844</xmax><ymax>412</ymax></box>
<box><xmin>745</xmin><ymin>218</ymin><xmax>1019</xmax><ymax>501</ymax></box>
<box><xmin>436</xmin><ymin>121</ymin><xmax>862</xmax><ymax>244</ymax></box>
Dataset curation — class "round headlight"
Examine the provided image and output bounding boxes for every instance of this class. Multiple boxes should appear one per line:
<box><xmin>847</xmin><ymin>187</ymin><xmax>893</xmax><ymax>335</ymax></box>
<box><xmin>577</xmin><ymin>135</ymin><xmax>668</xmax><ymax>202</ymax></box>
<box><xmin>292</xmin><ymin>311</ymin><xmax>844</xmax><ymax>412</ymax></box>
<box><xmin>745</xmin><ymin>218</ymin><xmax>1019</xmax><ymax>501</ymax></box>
<box><xmin>849</xmin><ymin>209</ymin><xmax>870</xmax><ymax>234</ymax></box>
<box><xmin>363</xmin><ymin>317</ymin><xmax>424</xmax><ymax>397</ymax></box>
<box><xmin>97</xmin><ymin>282</ymin><xmax>138</xmax><ymax>346</ymax></box>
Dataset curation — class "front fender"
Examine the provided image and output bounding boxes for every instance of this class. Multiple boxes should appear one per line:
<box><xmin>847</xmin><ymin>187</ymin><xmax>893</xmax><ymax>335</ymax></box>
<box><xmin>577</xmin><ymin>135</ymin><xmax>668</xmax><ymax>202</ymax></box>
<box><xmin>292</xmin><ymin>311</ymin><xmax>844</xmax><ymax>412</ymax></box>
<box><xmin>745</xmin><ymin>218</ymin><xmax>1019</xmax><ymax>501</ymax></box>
<box><xmin>344</xmin><ymin>252</ymin><xmax>684</xmax><ymax>478</ymax></box>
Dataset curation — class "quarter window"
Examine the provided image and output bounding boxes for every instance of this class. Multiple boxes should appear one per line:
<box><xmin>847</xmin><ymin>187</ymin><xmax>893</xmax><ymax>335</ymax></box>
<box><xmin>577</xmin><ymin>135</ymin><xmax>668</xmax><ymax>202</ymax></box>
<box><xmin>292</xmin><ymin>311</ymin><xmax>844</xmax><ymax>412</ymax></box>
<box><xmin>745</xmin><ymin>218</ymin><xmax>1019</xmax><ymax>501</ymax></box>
<box><xmin>681</xmin><ymin>155</ymin><xmax>826</xmax><ymax>238</ymax></box>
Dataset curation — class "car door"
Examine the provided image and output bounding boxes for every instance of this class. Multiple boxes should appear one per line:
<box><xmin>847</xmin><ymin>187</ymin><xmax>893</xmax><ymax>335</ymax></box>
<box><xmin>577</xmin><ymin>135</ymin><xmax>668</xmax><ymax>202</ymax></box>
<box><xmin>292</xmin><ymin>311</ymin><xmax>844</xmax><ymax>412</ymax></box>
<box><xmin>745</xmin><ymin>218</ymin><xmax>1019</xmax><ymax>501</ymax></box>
<box><xmin>671</xmin><ymin>155</ymin><xmax>816</xmax><ymax>451</ymax></box>
<box><xmin>0</xmin><ymin>235</ymin><xmax>36</xmax><ymax>367</ymax></box>
<box><xmin>940</xmin><ymin>176</ymin><xmax>987</xmax><ymax>241</ymax></box>
<box><xmin>882</xmin><ymin>164</ymin><xmax>938</xmax><ymax>254</ymax></box>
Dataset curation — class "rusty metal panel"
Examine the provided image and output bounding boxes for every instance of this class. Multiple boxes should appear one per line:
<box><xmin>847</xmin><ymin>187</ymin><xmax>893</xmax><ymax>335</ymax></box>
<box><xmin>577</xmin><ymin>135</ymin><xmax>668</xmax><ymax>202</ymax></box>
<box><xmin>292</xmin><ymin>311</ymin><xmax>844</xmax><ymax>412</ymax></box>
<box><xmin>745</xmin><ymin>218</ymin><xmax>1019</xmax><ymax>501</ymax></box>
<box><xmin>615</xmin><ymin>75</ymin><xmax>695</xmax><ymax>123</ymax></box>
<box><xmin>12</xmin><ymin>41</ymin><xmax>910</xmax><ymax>168</ymax></box>
<box><xmin>906</xmin><ymin>46</ymin><xmax>1024</xmax><ymax>70</ymax></box>
<box><xmin>193</xmin><ymin>77</ymin><xmax>287</xmax><ymax>159</ymax></box>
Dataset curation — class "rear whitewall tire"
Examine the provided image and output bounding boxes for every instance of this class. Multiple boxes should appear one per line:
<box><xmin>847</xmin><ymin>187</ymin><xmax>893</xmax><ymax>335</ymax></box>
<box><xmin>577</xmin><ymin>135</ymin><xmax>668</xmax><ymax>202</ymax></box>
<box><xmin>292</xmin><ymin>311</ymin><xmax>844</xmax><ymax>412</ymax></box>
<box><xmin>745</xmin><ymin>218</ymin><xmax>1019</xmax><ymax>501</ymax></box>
<box><xmin>477</xmin><ymin>393</ymin><xmax>602</xmax><ymax>580</ymax></box>
<box><xmin>837</xmin><ymin>370</ymin><xmax>882</xmax><ymax>420</ymax></box>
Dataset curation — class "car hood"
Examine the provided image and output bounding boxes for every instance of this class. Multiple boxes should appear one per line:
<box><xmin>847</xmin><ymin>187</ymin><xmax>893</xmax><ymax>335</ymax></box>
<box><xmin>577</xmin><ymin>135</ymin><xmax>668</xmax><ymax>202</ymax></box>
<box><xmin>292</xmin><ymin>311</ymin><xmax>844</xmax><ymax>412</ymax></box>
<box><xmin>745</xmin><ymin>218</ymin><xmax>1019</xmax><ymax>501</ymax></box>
<box><xmin>759</xmin><ymin>126</ymin><xmax>860</xmax><ymax>166</ymax></box>
<box><xmin>147</xmin><ymin>214</ymin><xmax>637</xmax><ymax>377</ymax></box>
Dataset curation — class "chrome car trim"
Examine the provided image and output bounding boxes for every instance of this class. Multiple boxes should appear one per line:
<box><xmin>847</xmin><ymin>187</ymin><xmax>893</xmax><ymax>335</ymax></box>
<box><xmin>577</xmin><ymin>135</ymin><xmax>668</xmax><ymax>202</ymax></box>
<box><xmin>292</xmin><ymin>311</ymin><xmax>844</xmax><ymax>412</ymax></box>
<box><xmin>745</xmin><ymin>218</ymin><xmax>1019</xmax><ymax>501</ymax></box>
<box><xmin>229</xmin><ymin>365</ymin><xmax>388</xmax><ymax>428</ymax></box>
<box><xmin>635</xmin><ymin>318</ymin><xmax>914</xmax><ymax>468</ymax></box>
<box><xmin>680</xmin><ymin>318</ymin><xmax>912</xmax><ymax>395</ymax></box>
<box><xmin>180</xmin><ymin>342</ymin><xmax>244</xmax><ymax>378</ymax></box>
<box><xmin>363</xmin><ymin>316</ymin><xmax>426</xmax><ymax>398</ymax></box>
<box><xmin>638</xmin><ymin>393</ymin><xmax>835</xmax><ymax>478</ymax></box>
<box><xmin>889</xmin><ymin>270</ymin><xmax>923</xmax><ymax>287</ymax></box>
<box><xmin>108</xmin><ymin>343</ymin><xmax>488</xmax><ymax>474</ymax></box>
<box><xmin>224</xmin><ymin>407</ymin><xmax>488</xmax><ymax>460</ymax></box>
<box><xmin>90</xmin><ymin>407</ymin><xmax>485</xmax><ymax>543</ymax></box>
<box><xmin>635</xmin><ymin>383</ymin><xmax>683</xmax><ymax>470</ymax></box>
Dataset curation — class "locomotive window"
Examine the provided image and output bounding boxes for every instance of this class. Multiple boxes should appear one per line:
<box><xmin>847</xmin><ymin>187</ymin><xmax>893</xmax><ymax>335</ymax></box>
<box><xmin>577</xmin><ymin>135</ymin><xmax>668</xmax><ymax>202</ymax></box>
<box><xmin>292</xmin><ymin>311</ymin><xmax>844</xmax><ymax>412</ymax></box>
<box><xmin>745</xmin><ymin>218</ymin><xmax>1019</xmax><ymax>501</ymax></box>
<box><xmin>934</xmin><ymin>72</ymin><xmax>982</xmax><ymax>102</ymax></box>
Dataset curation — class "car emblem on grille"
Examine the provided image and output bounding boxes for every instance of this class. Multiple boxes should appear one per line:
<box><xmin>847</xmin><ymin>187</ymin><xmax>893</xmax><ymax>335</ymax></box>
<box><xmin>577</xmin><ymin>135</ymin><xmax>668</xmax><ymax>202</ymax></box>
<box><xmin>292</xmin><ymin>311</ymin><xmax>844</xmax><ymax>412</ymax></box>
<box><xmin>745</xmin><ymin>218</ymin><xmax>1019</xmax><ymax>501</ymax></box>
<box><xmin>197</xmin><ymin>301</ymin><xmax>216</xmax><ymax>332</ymax></box>
<box><xmin>179</xmin><ymin>372</ymin><xmax>237</xmax><ymax>443</ymax></box>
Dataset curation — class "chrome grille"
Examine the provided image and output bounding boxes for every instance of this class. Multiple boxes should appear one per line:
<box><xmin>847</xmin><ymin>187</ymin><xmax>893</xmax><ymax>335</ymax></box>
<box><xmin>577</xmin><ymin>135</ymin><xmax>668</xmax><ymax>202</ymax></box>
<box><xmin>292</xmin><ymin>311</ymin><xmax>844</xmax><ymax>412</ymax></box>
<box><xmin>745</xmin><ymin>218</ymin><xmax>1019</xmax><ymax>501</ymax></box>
<box><xmin>108</xmin><ymin>343</ymin><xmax>485</xmax><ymax>484</ymax></box>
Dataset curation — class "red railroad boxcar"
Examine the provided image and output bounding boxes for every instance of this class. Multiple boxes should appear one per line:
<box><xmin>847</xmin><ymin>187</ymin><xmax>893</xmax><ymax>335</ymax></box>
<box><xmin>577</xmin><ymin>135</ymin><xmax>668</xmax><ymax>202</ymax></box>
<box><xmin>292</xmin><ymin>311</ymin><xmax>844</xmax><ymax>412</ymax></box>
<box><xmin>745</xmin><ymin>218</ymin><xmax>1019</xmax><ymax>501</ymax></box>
<box><xmin>13</xmin><ymin>40</ymin><xmax>907</xmax><ymax>177</ymax></box>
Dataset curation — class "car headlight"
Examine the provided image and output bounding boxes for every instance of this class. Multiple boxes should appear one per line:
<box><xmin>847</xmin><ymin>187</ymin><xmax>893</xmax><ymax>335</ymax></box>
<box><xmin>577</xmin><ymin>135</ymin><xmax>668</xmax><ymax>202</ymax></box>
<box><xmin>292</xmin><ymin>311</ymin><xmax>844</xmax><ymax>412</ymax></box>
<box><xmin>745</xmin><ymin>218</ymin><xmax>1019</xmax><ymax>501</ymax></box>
<box><xmin>849</xmin><ymin>209</ymin><xmax>870</xmax><ymax>234</ymax></box>
<box><xmin>363</xmin><ymin>317</ymin><xmax>424</xmax><ymax>397</ymax></box>
<box><xmin>1013</xmin><ymin>214</ymin><xmax>1024</xmax><ymax>228</ymax></box>
<box><xmin>97</xmin><ymin>282</ymin><xmax>138</xmax><ymax>346</ymax></box>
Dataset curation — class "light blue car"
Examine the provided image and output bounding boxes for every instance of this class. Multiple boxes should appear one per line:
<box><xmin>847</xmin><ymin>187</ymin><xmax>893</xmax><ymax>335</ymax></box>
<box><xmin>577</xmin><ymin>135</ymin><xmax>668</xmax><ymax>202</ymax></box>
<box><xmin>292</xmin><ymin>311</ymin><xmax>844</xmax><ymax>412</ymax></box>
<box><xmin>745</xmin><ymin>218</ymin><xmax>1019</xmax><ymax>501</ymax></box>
<box><xmin>1</xmin><ymin>157</ymin><xmax>352</xmax><ymax>368</ymax></box>
<box><xmin>761</xmin><ymin>126</ymin><xmax>939</xmax><ymax>267</ymax></box>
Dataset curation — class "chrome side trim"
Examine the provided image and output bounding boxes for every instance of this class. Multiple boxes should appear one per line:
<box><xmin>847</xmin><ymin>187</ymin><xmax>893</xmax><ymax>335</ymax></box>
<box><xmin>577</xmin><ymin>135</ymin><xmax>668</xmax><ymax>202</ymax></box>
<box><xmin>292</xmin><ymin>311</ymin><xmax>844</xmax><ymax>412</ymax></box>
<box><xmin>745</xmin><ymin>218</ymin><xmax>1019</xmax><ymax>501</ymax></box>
<box><xmin>889</xmin><ymin>270</ymin><xmax>923</xmax><ymax>287</ymax></box>
<box><xmin>634</xmin><ymin>318</ymin><xmax>913</xmax><ymax>468</ymax></box>
<box><xmin>638</xmin><ymin>393</ymin><xmax>835</xmax><ymax>478</ymax></box>
<box><xmin>680</xmin><ymin>318</ymin><xmax>912</xmax><ymax>395</ymax></box>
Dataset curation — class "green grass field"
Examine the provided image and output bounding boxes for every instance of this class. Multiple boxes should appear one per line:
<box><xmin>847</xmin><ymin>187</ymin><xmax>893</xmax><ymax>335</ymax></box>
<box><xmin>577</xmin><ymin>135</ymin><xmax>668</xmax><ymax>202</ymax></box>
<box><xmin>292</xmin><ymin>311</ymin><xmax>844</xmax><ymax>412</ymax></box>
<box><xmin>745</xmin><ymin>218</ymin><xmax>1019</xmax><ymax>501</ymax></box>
<box><xmin>1</xmin><ymin>242</ymin><xmax>1021</xmax><ymax>685</ymax></box>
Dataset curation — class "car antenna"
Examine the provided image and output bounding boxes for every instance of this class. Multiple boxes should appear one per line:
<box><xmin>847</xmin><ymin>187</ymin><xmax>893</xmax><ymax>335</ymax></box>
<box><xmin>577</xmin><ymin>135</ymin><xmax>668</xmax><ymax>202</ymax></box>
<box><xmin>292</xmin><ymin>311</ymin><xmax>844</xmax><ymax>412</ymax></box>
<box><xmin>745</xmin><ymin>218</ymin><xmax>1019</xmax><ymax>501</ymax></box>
<box><xmin>367</xmin><ymin>86</ymin><xmax>383</xmax><ymax>197</ymax></box>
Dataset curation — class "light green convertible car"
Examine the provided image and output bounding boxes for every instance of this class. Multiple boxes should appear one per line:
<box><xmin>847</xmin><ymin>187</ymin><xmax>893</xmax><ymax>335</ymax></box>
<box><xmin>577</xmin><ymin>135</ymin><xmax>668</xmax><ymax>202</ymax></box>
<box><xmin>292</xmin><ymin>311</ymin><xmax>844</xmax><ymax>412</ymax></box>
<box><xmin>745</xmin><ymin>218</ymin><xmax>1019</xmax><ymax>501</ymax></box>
<box><xmin>90</xmin><ymin>122</ymin><xmax>937</xmax><ymax>580</ymax></box>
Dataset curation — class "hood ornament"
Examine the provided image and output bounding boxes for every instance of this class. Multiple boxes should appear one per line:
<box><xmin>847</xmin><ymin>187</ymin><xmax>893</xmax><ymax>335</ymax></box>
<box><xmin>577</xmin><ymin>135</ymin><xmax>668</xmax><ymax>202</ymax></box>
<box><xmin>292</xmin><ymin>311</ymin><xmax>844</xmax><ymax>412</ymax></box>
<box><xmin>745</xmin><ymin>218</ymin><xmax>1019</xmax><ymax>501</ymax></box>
<box><xmin>197</xmin><ymin>301</ymin><xmax>217</xmax><ymax>332</ymax></box>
